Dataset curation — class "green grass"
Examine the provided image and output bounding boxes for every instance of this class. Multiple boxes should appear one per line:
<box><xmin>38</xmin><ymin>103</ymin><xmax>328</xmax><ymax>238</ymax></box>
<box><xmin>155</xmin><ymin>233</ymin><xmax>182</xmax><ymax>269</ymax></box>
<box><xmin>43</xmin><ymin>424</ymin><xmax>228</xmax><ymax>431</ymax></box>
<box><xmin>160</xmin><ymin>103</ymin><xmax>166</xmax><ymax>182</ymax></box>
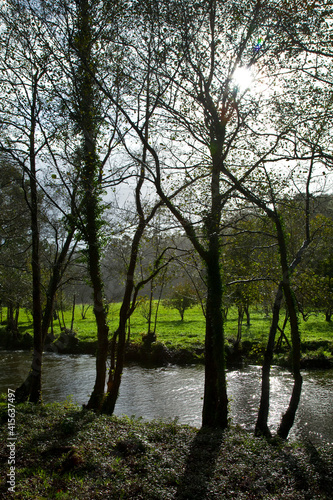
<box><xmin>0</xmin><ymin>398</ymin><xmax>332</xmax><ymax>499</ymax></box>
<box><xmin>3</xmin><ymin>303</ymin><xmax>333</xmax><ymax>350</ymax></box>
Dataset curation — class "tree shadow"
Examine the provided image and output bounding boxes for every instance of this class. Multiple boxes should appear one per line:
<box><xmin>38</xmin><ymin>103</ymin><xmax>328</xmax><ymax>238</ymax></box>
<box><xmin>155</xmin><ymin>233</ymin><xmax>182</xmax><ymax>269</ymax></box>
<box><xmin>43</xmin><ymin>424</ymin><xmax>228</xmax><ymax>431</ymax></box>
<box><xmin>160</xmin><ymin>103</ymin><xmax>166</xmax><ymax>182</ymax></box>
<box><xmin>175</xmin><ymin>427</ymin><xmax>224</xmax><ymax>499</ymax></box>
<box><xmin>304</xmin><ymin>439</ymin><xmax>333</xmax><ymax>495</ymax></box>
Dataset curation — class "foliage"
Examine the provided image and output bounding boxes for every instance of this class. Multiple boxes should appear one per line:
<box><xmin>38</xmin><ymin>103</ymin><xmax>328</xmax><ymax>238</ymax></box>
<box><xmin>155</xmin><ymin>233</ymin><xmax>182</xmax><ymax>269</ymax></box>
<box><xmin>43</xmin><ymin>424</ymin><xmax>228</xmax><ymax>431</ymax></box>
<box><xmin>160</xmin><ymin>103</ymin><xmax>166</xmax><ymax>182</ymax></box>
<box><xmin>0</xmin><ymin>158</ymin><xmax>32</xmax><ymax>328</ymax></box>
<box><xmin>1</xmin><ymin>0</ymin><xmax>333</xmax><ymax>435</ymax></box>
<box><xmin>164</xmin><ymin>282</ymin><xmax>198</xmax><ymax>321</ymax></box>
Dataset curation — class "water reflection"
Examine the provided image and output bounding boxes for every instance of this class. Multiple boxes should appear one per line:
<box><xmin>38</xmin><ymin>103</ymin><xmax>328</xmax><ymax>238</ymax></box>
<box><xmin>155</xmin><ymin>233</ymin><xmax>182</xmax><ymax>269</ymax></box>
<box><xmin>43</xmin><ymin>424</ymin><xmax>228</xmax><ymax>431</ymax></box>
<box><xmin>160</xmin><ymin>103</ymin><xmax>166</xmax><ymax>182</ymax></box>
<box><xmin>1</xmin><ymin>351</ymin><xmax>332</xmax><ymax>446</ymax></box>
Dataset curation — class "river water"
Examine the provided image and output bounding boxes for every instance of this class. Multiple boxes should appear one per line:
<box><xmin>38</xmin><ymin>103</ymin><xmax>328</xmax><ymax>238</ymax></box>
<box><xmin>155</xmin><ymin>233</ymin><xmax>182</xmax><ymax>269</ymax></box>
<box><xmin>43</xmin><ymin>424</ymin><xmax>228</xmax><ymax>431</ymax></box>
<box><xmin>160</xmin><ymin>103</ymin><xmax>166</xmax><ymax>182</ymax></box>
<box><xmin>1</xmin><ymin>351</ymin><xmax>332</xmax><ymax>446</ymax></box>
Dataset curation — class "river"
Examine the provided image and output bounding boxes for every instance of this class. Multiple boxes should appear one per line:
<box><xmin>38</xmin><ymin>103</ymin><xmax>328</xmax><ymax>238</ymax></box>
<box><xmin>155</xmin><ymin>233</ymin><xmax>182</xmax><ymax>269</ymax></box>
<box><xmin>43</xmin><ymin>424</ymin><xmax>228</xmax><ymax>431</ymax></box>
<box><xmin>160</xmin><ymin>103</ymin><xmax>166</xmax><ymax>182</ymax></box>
<box><xmin>1</xmin><ymin>351</ymin><xmax>332</xmax><ymax>446</ymax></box>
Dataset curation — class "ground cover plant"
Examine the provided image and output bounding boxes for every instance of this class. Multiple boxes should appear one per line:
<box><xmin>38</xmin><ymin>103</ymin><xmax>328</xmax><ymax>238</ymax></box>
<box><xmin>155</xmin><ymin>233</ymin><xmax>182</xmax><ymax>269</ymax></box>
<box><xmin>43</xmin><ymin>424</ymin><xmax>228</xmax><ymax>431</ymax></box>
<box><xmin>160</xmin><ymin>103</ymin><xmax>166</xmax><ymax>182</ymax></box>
<box><xmin>0</xmin><ymin>398</ymin><xmax>332</xmax><ymax>499</ymax></box>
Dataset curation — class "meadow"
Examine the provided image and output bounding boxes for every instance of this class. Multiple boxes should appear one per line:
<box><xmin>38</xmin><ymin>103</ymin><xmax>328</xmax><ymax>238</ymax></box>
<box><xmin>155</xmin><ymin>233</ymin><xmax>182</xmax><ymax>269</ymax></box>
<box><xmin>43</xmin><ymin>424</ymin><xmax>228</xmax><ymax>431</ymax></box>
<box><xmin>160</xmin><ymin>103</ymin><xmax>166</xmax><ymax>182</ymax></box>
<box><xmin>5</xmin><ymin>302</ymin><xmax>333</xmax><ymax>364</ymax></box>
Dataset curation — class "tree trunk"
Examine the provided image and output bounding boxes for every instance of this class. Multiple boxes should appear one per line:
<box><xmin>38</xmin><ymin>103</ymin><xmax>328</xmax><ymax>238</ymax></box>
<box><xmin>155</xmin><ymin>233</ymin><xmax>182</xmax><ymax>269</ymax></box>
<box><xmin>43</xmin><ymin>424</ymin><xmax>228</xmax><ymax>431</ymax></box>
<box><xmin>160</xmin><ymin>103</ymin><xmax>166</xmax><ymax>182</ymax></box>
<box><xmin>153</xmin><ymin>279</ymin><xmax>164</xmax><ymax>335</ymax></box>
<box><xmin>7</xmin><ymin>302</ymin><xmax>14</xmax><ymax>332</ymax></box>
<box><xmin>102</xmin><ymin>218</ymin><xmax>146</xmax><ymax>414</ymax></box>
<box><xmin>83</xmin><ymin>248</ymin><xmax>109</xmax><ymax>405</ymax></box>
<box><xmin>276</xmin><ymin>312</ymin><xmax>290</xmax><ymax>350</ymax></box>
<box><xmin>255</xmin><ymin>283</ymin><xmax>283</xmax><ymax>437</ymax></box>
<box><xmin>15</xmin><ymin>72</ymin><xmax>42</xmax><ymax>403</ymax></box>
<box><xmin>127</xmin><ymin>317</ymin><xmax>131</xmax><ymax>343</ymax></box>
<box><xmin>50</xmin><ymin>310</ymin><xmax>54</xmax><ymax>337</ymax></box>
<box><xmin>201</xmin><ymin>129</ymin><xmax>228</xmax><ymax>428</ymax></box>
<box><xmin>71</xmin><ymin>294</ymin><xmax>76</xmax><ymax>331</ymax></box>
<box><xmin>147</xmin><ymin>281</ymin><xmax>154</xmax><ymax>333</ymax></box>
<box><xmin>235</xmin><ymin>305</ymin><xmax>243</xmax><ymax>349</ymax></box>
<box><xmin>42</xmin><ymin>231</ymin><xmax>75</xmax><ymax>342</ymax></box>
<box><xmin>244</xmin><ymin>305</ymin><xmax>250</xmax><ymax>326</ymax></box>
<box><xmin>102</xmin><ymin>263</ymin><xmax>136</xmax><ymax>414</ymax></box>
<box><xmin>277</xmin><ymin>281</ymin><xmax>302</xmax><ymax>439</ymax></box>
<box><xmin>16</xmin><ymin>229</ymin><xmax>75</xmax><ymax>402</ymax></box>
<box><xmin>14</xmin><ymin>305</ymin><xmax>20</xmax><ymax>332</ymax></box>
<box><xmin>102</xmin><ymin>318</ymin><xmax>126</xmax><ymax>414</ymax></box>
<box><xmin>83</xmin><ymin>176</ymin><xmax>109</xmax><ymax>410</ymax></box>
<box><xmin>72</xmin><ymin>0</ymin><xmax>109</xmax><ymax>411</ymax></box>
<box><xmin>276</xmin><ymin>217</ymin><xmax>303</xmax><ymax>439</ymax></box>
<box><xmin>60</xmin><ymin>296</ymin><xmax>67</xmax><ymax>331</ymax></box>
<box><xmin>202</xmin><ymin>240</ymin><xmax>228</xmax><ymax>429</ymax></box>
<box><xmin>81</xmin><ymin>303</ymin><xmax>91</xmax><ymax>320</ymax></box>
<box><xmin>86</xmin><ymin>266</ymin><xmax>109</xmax><ymax>410</ymax></box>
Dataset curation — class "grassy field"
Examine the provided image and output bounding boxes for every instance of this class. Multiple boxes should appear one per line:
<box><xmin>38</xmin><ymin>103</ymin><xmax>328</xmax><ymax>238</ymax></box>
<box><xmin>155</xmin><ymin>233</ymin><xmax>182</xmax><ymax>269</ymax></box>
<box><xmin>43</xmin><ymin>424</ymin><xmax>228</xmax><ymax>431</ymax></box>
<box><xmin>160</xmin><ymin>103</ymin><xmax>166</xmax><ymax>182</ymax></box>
<box><xmin>1</xmin><ymin>303</ymin><xmax>332</xmax><ymax>366</ymax></box>
<box><xmin>0</xmin><ymin>398</ymin><xmax>332</xmax><ymax>499</ymax></box>
<box><xmin>8</xmin><ymin>303</ymin><xmax>333</xmax><ymax>348</ymax></box>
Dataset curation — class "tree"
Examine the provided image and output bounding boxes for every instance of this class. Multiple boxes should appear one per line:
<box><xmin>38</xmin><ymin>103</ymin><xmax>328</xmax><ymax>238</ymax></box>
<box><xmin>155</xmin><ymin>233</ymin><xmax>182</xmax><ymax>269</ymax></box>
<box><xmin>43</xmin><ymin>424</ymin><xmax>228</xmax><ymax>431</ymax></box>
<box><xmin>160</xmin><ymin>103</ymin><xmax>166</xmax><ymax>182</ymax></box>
<box><xmin>1</xmin><ymin>0</ymin><xmax>331</xmax><ymax>439</ymax></box>
<box><xmin>100</xmin><ymin>21</ymin><xmax>179</xmax><ymax>413</ymax></box>
<box><xmin>222</xmin><ymin>210</ymin><xmax>274</xmax><ymax>345</ymax></box>
<box><xmin>66</xmin><ymin>0</ymin><xmax>112</xmax><ymax>410</ymax></box>
<box><xmin>0</xmin><ymin>158</ymin><xmax>31</xmax><ymax>334</ymax></box>
<box><xmin>93</xmin><ymin>0</ymin><xmax>294</xmax><ymax>429</ymax></box>
<box><xmin>293</xmin><ymin>212</ymin><xmax>333</xmax><ymax>321</ymax></box>
<box><xmin>164</xmin><ymin>281</ymin><xmax>198</xmax><ymax>321</ymax></box>
<box><xmin>127</xmin><ymin>0</ymin><xmax>332</xmax><ymax>435</ymax></box>
<box><xmin>138</xmin><ymin>0</ymin><xmax>282</xmax><ymax>429</ymax></box>
<box><xmin>0</xmin><ymin>0</ymin><xmax>79</xmax><ymax>403</ymax></box>
<box><xmin>0</xmin><ymin>1</ymin><xmax>53</xmax><ymax>401</ymax></box>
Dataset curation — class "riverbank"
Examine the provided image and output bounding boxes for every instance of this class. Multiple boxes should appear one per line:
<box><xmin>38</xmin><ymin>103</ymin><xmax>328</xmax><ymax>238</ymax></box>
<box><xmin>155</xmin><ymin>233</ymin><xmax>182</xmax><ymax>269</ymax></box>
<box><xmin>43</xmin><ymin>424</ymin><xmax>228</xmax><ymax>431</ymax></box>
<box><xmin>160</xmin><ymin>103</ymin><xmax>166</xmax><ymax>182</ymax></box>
<box><xmin>1</xmin><ymin>304</ymin><xmax>333</xmax><ymax>368</ymax></box>
<box><xmin>0</xmin><ymin>398</ymin><xmax>332</xmax><ymax>499</ymax></box>
<box><xmin>1</xmin><ymin>327</ymin><xmax>332</xmax><ymax>369</ymax></box>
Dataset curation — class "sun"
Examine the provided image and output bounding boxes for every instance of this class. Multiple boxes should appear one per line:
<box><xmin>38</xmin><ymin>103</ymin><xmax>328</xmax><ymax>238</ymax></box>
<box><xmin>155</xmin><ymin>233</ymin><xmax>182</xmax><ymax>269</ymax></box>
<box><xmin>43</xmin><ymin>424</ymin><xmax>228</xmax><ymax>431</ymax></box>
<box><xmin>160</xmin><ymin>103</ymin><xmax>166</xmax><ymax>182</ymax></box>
<box><xmin>232</xmin><ymin>66</ymin><xmax>253</xmax><ymax>92</ymax></box>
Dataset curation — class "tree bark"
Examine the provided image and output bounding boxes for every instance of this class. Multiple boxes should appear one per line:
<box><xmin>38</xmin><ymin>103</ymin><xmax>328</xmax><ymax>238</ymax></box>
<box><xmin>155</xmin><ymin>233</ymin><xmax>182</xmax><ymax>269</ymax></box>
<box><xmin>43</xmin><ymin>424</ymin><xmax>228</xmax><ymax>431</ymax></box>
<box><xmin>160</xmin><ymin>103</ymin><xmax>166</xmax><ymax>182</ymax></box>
<box><xmin>14</xmin><ymin>305</ymin><xmax>20</xmax><ymax>333</ymax></box>
<box><xmin>201</xmin><ymin>153</ymin><xmax>228</xmax><ymax>430</ymax></box>
<box><xmin>244</xmin><ymin>305</ymin><xmax>250</xmax><ymax>326</ymax></box>
<box><xmin>255</xmin><ymin>216</ymin><xmax>304</xmax><ymax>440</ymax></box>
<box><xmin>236</xmin><ymin>305</ymin><xmax>244</xmax><ymax>349</ymax></box>
<box><xmin>85</xmin><ymin>249</ymin><xmax>109</xmax><ymax>410</ymax></box>
<box><xmin>15</xmin><ymin>72</ymin><xmax>42</xmax><ymax>404</ymax></box>
<box><xmin>277</xmin><ymin>279</ymin><xmax>303</xmax><ymax>439</ymax></box>
<box><xmin>71</xmin><ymin>294</ymin><xmax>76</xmax><ymax>331</ymax></box>
<box><xmin>275</xmin><ymin>217</ymin><xmax>303</xmax><ymax>439</ymax></box>
<box><xmin>202</xmin><ymin>253</ymin><xmax>228</xmax><ymax>428</ymax></box>
<box><xmin>277</xmin><ymin>372</ymin><xmax>303</xmax><ymax>439</ymax></box>
<box><xmin>70</xmin><ymin>0</ymin><xmax>110</xmax><ymax>410</ymax></box>
<box><xmin>255</xmin><ymin>283</ymin><xmax>283</xmax><ymax>437</ymax></box>
<box><xmin>16</xmin><ymin>229</ymin><xmax>75</xmax><ymax>402</ymax></box>
<box><xmin>102</xmin><ymin>222</ymin><xmax>145</xmax><ymax>414</ymax></box>
<box><xmin>201</xmin><ymin>117</ymin><xmax>228</xmax><ymax>428</ymax></box>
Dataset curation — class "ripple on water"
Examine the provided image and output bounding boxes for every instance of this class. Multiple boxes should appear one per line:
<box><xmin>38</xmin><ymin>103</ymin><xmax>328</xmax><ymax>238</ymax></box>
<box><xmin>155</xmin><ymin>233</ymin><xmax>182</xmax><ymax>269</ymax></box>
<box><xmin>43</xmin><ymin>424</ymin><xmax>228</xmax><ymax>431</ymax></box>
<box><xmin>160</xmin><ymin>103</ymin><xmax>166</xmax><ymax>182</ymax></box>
<box><xmin>0</xmin><ymin>352</ymin><xmax>332</xmax><ymax>446</ymax></box>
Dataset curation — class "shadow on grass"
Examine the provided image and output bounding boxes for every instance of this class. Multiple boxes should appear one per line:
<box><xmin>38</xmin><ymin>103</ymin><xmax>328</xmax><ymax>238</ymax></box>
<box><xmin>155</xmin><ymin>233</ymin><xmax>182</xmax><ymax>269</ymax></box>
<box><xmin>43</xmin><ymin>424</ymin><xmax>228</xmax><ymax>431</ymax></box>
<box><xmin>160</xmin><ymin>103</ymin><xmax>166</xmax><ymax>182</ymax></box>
<box><xmin>175</xmin><ymin>427</ymin><xmax>224</xmax><ymax>499</ymax></box>
<box><xmin>304</xmin><ymin>439</ymin><xmax>333</xmax><ymax>496</ymax></box>
<box><xmin>156</xmin><ymin>318</ymin><xmax>205</xmax><ymax>335</ymax></box>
